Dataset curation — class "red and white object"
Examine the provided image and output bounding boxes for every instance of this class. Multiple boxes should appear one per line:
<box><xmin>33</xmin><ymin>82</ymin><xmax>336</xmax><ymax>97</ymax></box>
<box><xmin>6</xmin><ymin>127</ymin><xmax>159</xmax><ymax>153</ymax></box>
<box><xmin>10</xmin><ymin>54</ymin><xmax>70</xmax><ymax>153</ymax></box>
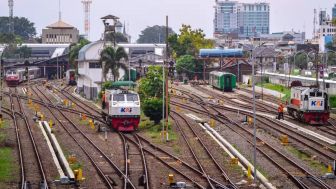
<box><xmin>103</xmin><ymin>89</ymin><xmax>140</xmax><ymax>132</ymax></box>
<box><xmin>287</xmin><ymin>86</ymin><xmax>329</xmax><ymax>125</ymax></box>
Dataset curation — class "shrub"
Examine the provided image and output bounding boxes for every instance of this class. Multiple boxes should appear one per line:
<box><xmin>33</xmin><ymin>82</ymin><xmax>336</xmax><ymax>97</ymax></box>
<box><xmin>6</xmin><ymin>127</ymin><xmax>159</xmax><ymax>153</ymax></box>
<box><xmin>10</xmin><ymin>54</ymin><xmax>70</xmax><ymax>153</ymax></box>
<box><xmin>142</xmin><ymin>98</ymin><xmax>169</xmax><ymax>124</ymax></box>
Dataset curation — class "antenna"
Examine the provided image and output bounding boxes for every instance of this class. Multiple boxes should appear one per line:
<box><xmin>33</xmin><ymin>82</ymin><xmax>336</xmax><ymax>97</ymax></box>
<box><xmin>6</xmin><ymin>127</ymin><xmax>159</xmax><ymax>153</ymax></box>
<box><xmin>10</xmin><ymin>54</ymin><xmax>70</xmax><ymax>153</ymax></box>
<box><xmin>81</xmin><ymin>0</ymin><xmax>92</xmax><ymax>40</ymax></box>
<box><xmin>313</xmin><ymin>8</ymin><xmax>317</xmax><ymax>39</ymax></box>
<box><xmin>8</xmin><ymin>0</ymin><xmax>14</xmax><ymax>34</ymax></box>
<box><xmin>58</xmin><ymin>0</ymin><xmax>62</xmax><ymax>21</ymax></box>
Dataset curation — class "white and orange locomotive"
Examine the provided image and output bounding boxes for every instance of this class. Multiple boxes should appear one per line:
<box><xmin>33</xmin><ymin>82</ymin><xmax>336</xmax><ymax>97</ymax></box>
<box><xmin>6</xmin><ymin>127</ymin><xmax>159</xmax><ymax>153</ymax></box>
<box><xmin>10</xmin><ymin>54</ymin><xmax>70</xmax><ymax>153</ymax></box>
<box><xmin>287</xmin><ymin>86</ymin><xmax>330</xmax><ymax>125</ymax></box>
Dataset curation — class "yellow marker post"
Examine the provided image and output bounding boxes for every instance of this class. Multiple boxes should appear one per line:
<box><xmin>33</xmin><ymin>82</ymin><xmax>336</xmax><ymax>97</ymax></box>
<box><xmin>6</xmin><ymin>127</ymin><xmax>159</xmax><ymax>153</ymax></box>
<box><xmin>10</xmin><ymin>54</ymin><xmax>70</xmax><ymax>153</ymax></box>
<box><xmin>230</xmin><ymin>157</ymin><xmax>238</xmax><ymax>165</ymax></box>
<box><xmin>168</xmin><ymin>174</ymin><xmax>174</xmax><ymax>185</ymax></box>
<box><xmin>82</xmin><ymin>114</ymin><xmax>87</xmax><ymax>121</ymax></box>
<box><xmin>89</xmin><ymin>119</ymin><xmax>95</xmax><ymax>129</ymax></box>
<box><xmin>40</xmin><ymin>114</ymin><xmax>44</xmax><ymax>121</ymax></box>
<box><xmin>247</xmin><ymin>165</ymin><xmax>252</xmax><ymax>180</ymax></box>
<box><xmin>247</xmin><ymin>117</ymin><xmax>253</xmax><ymax>125</ymax></box>
<box><xmin>209</xmin><ymin>119</ymin><xmax>216</xmax><ymax>128</ymax></box>
<box><xmin>176</xmin><ymin>106</ymin><xmax>181</xmax><ymax>113</ymax></box>
<box><xmin>49</xmin><ymin>120</ymin><xmax>53</xmax><ymax>128</ymax></box>
<box><xmin>71</xmin><ymin>102</ymin><xmax>75</xmax><ymax>108</ymax></box>
<box><xmin>327</xmin><ymin>164</ymin><xmax>333</xmax><ymax>173</ymax></box>
<box><xmin>182</xmin><ymin>98</ymin><xmax>187</xmax><ymax>104</ymax></box>
<box><xmin>280</xmin><ymin>135</ymin><xmax>288</xmax><ymax>145</ymax></box>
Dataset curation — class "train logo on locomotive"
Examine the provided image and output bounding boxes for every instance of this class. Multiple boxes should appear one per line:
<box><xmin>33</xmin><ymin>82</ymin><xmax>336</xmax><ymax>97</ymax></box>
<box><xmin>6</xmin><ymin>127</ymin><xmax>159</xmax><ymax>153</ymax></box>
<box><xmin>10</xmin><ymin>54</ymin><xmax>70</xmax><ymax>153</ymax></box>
<box><xmin>120</xmin><ymin>107</ymin><xmax>132</xmax><ymax>113</ymax></box>
<box><xmin>311</xmin><ymin>100</ymin><xmax>323</xmax><ymax>107</ymax></box>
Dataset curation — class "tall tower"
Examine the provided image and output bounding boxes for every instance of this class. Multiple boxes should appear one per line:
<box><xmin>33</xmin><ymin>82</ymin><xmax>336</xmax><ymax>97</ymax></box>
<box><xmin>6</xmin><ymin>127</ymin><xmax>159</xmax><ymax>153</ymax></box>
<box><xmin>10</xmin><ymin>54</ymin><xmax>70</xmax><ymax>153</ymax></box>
<box><xmin>8</xmin><ymin>0</ymin><xmax>14</xmax><ymax>34</ymax></box>
<box><xmin>313</xmin><ymin>8</ymin><xmax>317</xmax><ymax>39</ymax></box>
<box><xmin>81</xmin><ymin>0</ymin><xmax>92</xmax><ymax>39</ymax></box>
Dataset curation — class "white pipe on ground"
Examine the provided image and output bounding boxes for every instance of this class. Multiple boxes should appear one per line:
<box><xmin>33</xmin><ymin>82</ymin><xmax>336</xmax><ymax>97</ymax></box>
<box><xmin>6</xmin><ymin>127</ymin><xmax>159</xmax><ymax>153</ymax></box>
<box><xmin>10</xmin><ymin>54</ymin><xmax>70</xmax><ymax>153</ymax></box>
<box><xmin>203</xmin><ymin>123</ymin><xmax>277</xmax><ymax>189</ymax></box>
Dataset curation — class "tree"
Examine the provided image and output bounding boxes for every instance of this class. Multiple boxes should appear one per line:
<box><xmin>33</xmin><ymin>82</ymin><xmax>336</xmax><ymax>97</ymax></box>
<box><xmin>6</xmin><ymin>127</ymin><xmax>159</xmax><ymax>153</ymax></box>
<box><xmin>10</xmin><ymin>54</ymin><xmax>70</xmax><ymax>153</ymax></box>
<box><xmin>168</xmin><ymin>24</ymin><xmax>214</xmax><ymax>58</ymax></box>
<box><xmin>294</xmin><ymin>53</ymin><xmax>308</xmax><ymax>70</ymax></box>
<box><xmin>138</xmin><ymin>66</ymin><xmax>168</xmax><ymax>123</ymax></box>
<box><xmin>69</xmin><ymin>39</ymin><xmax>90</xmax><ymax>69</ymax></box>
<box><xmin>137</xmin><ymin>25</ymin><xmax>175</xmax><ymax>44</ymax></box>
<box><xmin>0</xmin><ymin>17</ymin><xmax>36</xmax><ymax>40</ymax></box>
<box><xmin>16</xmin><ymin>46</ymin><xmax>31</xmax><ymax>59</ymax></box>
<box><xmin>105</xmin><ymin>32</ymin><xmax>128</xmax><ymax>44</ymax></box>
<box><xmin>138</xmin><ymin>66</ymin><xmax>163</xmax><ymax>98</ymax></box>
<box><xmin>100</xmin><ymin>46</ymin><xmax>128</xmax><ymax>81</ymax></box>
<box><xmin>176</xmin><ymin>55</ymin><xmax>200</xmax><ymax>79</ymax></box>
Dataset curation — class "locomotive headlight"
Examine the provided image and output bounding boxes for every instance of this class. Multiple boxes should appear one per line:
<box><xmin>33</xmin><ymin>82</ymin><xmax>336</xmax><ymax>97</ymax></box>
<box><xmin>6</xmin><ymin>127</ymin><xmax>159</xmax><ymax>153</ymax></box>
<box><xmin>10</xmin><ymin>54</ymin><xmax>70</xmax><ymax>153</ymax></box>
<box><xmin>135</xmin><ymin>102</ymin><xmax>139</xmax><ymax>105</ymax></box>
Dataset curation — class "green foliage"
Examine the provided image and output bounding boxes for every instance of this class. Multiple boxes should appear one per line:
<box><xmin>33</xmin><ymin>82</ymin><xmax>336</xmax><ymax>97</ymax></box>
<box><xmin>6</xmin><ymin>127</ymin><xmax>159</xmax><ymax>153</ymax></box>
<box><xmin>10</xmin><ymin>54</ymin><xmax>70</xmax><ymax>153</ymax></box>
<box><xmin>327</xmin><ymin>51</ymin><xmax>336</xmax><ymax>66</ymax></box>
<box><xmin>142</xmin><ymin>98</ymin><xmax>165</xmax><ymax>124</ymax></box>
<box><xmin>100</xmin><ymin>46</ymin><xmax>128</xmax><ymax>81</ymax></box>
<box><xmin>0</xmin><ymin>147</ymin><xmax>16</xmax><ymax>182</ymax></box>
<box><xmin>176</xmin><ymin>55</ymin><xmax>200</xmax><ymax>79</ymax></box>
<box><xmin>168</xmin><ymin>24</ymin><xmax>214</xmax><ymax>58</ymax></box>
<box><xmin>15</xmin><ymin>46</ymin><xmax>31</xmax><ymax>59</ymax></box>
<box><xmin>0</xmin><ymin>16</ymin><xmax>36</xmax><ymax>40</ymax></box>
<box><xmin>137</xmin><ymin>25</ymin><xmax>175</xmax><ymax>44</ymax></box>
<box><xmin>329</xmin><ymin>96</ymin><xmax>336</xmax><ymax>108</ymax></box>
<box><xmin>138</xmin><ymin>66</ymin><xmax>163</xmax><ymax>98</ymax></box>
<box><xmin>69</xmin><ymin>39</ymin><xmax>90</xmax><ymax>69</ymax></box>
<box><xmin>256</xmin><ymin>83</ymin><xmax>290</xmax><ymax>101</ymax></box>
<box><xmin>294</xmin><ymin>53</ymin><xmax>308</xmax><ymax>69</ymax></box>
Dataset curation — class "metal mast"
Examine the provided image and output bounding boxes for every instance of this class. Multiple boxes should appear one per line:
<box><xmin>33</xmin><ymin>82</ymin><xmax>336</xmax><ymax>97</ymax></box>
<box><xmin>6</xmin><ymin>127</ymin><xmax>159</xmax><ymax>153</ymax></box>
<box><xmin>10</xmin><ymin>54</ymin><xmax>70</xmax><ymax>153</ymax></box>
<box><xmin>8</xmin><ymin>0</ymin><xmax>14</xmax><ymax>34</ymax></box>
<box><xmin>81</xmin><ymin>0</ymin><xmax>92</xmax><ymax>39</ymax></box>
<box><xmin>313</xmin><ymin>8</ymin><xmax>317</xmax><ymax>39</ymax></box>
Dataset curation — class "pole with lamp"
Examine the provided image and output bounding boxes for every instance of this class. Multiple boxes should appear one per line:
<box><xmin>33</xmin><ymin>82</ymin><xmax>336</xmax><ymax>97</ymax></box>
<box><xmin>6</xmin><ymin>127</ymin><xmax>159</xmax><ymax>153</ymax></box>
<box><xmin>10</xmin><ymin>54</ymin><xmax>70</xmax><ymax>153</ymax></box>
<box><xmin>0</xmin><ymin>47</ymin><xmax>5</xmax><ymax>122</ymax></box>
<box><xmin>251</xmin><ymin>42</ymin><xmax>266</xmax><ymax>184</ymax></box>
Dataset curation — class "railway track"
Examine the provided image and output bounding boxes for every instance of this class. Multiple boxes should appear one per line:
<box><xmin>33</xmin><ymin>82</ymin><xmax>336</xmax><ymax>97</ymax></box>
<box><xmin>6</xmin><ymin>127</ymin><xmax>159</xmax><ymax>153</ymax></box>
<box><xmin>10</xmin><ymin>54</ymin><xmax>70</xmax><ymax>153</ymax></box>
<box><xmin>31</xmin><ymin>85</ymin><xmax>135</xmax><ymax>188</ymax></box>
<box><xmin>170</xmin><ymin>110</ymin><xmax>238</xmax><ymax>189</ymax></box>
<box><xmin>171</xmin><ymin>96</ymin><xmax>333</xmax><ymax>189</ymax></box>
<box><xmin>53</xmin><ymin>84</ymin><xmax>240</xmax><ymax>188</ymax></box>
<box><xmin>9</xmin><ymin>88</ymin><xmax>48</xmax><ymax>189</ymax></box>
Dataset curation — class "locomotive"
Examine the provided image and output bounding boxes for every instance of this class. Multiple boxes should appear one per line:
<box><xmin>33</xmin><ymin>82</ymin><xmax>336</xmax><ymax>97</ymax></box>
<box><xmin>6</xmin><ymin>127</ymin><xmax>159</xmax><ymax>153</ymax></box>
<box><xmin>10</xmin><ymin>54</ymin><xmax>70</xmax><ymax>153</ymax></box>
<box><xmin>102</xmin><ymin>89</ymin><xmax>140</xmax><ymax>132</ymax></box>
<box><xmin>5</xmin><ymin>67</ymin><xmax>41</xmax><ymax>87</ymax></box>
<box><xmin>287</xmin><ymin>86</ymin><xmax>330</xmax><ymax>125</ymax></box>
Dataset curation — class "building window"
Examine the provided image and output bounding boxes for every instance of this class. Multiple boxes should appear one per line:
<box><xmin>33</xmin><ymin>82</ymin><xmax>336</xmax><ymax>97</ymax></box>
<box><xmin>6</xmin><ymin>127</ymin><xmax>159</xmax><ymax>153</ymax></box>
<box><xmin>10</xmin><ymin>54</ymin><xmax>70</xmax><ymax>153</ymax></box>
<box><xmin>89</xmin><ymin>62</ymin><xmax>102</xmax><ymax>68</ymax></box>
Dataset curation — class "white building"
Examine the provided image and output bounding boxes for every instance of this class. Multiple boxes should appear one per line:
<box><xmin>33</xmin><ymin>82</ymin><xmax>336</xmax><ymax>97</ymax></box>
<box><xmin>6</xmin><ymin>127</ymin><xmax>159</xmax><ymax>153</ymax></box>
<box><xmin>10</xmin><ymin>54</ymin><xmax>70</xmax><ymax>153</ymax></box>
<box><xmin>260</xmin><ymin>31</ymin><xmax>306</xmax><ymax>44</ymax></box>
<box><xmin>77</xmin><ymin>41</ymin><xmax>166</xmax><ymax>100</ymax></box>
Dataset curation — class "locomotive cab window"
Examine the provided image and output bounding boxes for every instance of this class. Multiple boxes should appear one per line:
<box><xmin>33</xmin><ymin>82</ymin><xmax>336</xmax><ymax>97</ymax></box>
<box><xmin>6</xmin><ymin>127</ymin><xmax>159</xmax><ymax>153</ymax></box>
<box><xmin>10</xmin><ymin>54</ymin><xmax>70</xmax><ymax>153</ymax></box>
<box><xmin>127</xmin><ymin>94</ymin><xmax>138</xmax><ymax>101</ymax></box>
<box><xmin>113</xmin><ymin>94</ymin><xmax>125</xmax><ymax>101</ymax></box>
<box><xmin>316</xmin><ymin>92</ymin><xmax>322</xmax><ymax>97</ymax></box>
<box><xmin>304</xmin><ymin>95</ymin><xmax>308</xmax><ymax>100</ymax></box>
<box><xmin>309</xmin><ymin>92</ymin><xmax>315</xmax><ymax>97</ymax></box>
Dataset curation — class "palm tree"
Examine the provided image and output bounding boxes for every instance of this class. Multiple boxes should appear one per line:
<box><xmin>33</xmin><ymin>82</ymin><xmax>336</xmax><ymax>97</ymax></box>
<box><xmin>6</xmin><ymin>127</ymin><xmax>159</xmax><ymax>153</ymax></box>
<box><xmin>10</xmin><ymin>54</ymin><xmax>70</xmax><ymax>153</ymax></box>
<box><xmin>100</xmin><ymin>46</ymin><xmax>128</xmax><ymax>81</ymax></box>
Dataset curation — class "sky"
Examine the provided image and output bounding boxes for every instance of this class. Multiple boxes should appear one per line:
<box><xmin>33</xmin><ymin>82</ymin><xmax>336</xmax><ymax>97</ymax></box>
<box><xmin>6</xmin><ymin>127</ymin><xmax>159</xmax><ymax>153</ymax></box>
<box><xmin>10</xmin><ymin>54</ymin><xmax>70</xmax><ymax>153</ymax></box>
<box><xmin>0</xmin><ymin>0</ymin><xmax>335</xmax><ymax>42</ymax></box>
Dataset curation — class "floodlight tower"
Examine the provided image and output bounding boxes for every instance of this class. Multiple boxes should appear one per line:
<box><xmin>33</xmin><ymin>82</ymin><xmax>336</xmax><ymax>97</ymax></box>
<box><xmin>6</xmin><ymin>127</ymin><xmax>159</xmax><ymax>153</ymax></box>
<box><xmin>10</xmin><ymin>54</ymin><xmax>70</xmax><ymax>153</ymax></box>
<box><xmin>82</xmin><ymin>0</ymin><xmax>92</xmax><ymax>39</ymax></box>
<box><xmin>8</xmin><ymin>0</ymin><xmax>14</xmax><ymax>34</ymax></box>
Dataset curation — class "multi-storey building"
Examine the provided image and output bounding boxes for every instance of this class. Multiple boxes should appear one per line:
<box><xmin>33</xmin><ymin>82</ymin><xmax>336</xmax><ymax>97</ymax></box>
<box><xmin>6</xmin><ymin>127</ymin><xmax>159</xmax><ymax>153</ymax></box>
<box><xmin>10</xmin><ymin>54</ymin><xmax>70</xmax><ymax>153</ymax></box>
<box><xmin>42</xmin><ymin>20</ymin><xmax>79</xmax><ymax>44</ymax></box>
<box><xmin>332</xmin><ymin>4</ymin><xmax>336</xmax><ymax>19</ymax></box>
<box><xmin>214</xmin><ymin>0</ymin><xmax>270</xmax><ymax>38</ymax></box>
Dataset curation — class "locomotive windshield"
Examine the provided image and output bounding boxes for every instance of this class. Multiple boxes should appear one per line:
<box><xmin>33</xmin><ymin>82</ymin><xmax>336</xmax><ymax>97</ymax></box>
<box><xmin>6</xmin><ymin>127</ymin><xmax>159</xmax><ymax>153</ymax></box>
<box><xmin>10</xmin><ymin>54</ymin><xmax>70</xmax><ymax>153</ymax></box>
<box><xmin>127</xmin><ymin>94</ymin><xmax>138</xmax><ymax>101</ymax></box>
<box><xmin>113</xmin><ymin>94</ymin><xmax>125</xmax><ymax>101</ymax></box>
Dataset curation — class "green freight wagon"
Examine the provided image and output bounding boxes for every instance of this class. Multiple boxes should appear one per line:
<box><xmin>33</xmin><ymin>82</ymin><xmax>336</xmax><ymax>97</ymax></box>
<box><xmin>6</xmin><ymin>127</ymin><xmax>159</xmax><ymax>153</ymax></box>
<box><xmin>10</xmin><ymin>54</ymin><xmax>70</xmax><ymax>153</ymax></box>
<box><xmin>209</xmin><ymin>71</ymin><xmax>236</xmax><ymax>92</ymax></box>
<box><xmin>130</xmin><ymin>68</ymin><xmax>137</xmax><ymax>81</ymax></box>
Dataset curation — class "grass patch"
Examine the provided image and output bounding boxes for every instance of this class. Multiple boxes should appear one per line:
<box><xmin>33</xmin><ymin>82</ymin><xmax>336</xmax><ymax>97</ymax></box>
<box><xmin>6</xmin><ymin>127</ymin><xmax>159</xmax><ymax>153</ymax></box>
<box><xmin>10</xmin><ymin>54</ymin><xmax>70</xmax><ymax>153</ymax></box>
<box><xmin>0</xmin><ymin>147</ymin><xmax>16</xmax><ymax>182</ymax></box>
<box><xmin>286</xmin><ymin>146</ymin><xmax>328</xmax><ymax>174</ymax></box>
<box><xmin>256</xmin><ymin>82</ymin><xmax>290</xmax><ymax>101</ymax></box>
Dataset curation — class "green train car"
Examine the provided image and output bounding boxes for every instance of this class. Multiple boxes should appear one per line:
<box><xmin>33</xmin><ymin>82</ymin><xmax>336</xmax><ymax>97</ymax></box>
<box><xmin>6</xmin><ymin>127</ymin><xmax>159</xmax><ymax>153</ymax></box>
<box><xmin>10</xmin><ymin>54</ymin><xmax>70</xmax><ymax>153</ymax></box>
<box><xmin>209</xmin><ymin>71</ymin><xmax>236</xmax><ymax>92</ymax></box>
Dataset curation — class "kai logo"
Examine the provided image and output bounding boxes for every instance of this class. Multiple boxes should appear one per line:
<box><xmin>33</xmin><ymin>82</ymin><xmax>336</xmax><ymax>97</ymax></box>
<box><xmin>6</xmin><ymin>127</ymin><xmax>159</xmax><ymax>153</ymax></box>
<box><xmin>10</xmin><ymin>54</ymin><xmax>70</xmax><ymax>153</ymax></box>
<box><xmin>121</xmin><ymin>107</ymin><xmax>132</xmax><ymax>113</ymax></box>
<box><xmin>311</xmin><ymin>101</ymin><xmax>323</xmax><ymax>107</ymax></box>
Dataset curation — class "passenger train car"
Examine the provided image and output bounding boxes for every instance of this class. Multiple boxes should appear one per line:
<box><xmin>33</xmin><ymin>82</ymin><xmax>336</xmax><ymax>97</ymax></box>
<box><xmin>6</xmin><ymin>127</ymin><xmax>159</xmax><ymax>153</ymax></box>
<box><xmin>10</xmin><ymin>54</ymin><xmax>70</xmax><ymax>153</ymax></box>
<box><xmin>5</xmin><ymin>67</ymin><xmax>41</xmax><ymax>87</ymax></box>
<box><xmin>103</xmin><ymin>89</ymin><xmax>140</xmax><ymax>131</ymax></box>
<box><xmin>66</xmin><ymin>69</ymin><xmax>76</xmax><ymax>85</ymax></box>
<box><xmin>287</xmin><ymin>86</ymin><xmax>330</xmax><ymax>125</ymax></box>
<box><xmin>209</xmin><ymin>71</ymin><xmax>236</xmax><ymax>92</ymax></box>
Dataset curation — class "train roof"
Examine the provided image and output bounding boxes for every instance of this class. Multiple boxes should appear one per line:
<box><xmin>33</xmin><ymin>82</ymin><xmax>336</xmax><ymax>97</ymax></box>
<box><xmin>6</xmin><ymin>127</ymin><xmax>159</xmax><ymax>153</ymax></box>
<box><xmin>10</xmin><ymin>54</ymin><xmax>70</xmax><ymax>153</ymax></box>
<box><xmin>210</xmin><ymin>71</ymin><xmax>236</xmax><ymax>77</ymax></box>
<box><xmin>199</xmin><ymin>48</ymin><xmax>243</xmax><ymax>58</ymax></box>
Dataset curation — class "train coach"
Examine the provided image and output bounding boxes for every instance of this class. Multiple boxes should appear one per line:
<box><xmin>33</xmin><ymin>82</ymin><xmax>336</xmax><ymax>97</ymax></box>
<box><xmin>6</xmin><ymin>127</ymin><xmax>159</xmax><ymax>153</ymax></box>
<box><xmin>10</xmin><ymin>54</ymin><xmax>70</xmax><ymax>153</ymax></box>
<box><xmin>209</xmin><ymin>71</ymin><xmax>236</xmax><ymax>92</ymax></box>
<box><xmin>5</xmin><ymin>67</ymin><xmax>41</xmax><ymax>87</ymax></box>
<box><xmin>287</xmin><ymin>86</ymin><xmax>330</xmax><ymax>125</ymax></box>
<box><xmin>102</xmin><ymin>89</ymin><xmax>140</xmax><ymax>132</ymax></box>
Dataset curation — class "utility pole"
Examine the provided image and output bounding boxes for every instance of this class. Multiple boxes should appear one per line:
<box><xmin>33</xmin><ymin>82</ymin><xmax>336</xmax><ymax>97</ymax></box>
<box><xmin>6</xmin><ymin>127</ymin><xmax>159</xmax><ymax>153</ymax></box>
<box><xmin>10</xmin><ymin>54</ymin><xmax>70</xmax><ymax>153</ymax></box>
<box><xmin>165</xmin><ymin>15</ymin><xmax>169</xmax><ymax>141</ymax></box>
